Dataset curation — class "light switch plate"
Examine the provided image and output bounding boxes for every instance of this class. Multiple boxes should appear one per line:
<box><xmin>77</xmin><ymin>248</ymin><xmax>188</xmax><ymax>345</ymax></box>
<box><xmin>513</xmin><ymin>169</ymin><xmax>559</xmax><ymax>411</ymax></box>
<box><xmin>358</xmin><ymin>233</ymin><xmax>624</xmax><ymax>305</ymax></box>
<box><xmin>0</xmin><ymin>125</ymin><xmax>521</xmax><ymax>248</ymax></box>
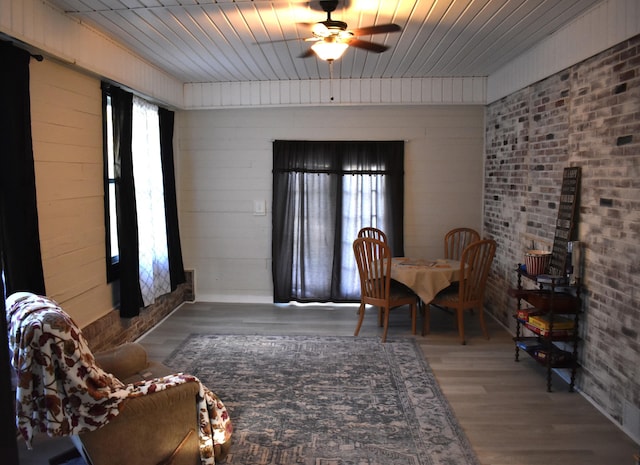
<box><xmin>253</xmin><ymin>200</ymin><xmax>266</xmax><ymax>216</ymax></box>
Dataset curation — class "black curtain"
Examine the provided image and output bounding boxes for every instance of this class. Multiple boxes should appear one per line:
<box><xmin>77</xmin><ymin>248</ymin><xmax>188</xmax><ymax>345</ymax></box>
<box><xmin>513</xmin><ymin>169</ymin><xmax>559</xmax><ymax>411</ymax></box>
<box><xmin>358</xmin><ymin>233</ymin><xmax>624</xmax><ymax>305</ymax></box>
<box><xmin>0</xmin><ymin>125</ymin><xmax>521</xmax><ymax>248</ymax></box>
<box><xmin>272</xmin><ymin>140</ymin><xmax>404</xmax><ymax>303</ymax></box>
<box><xmin>0</xmin><ymin>287</ymin><xmax>18</xmax><ymax>465</ymax></box>
<box><xmin>0</xmin><ymin>40</ymin><xmax>42</xmax><ymax>465</ymax></box>
<box><xmin>109</xmin><ymin>85</ymin><xmax>143</xmax><ymax>317</ymax></box>
<box><xmin>0</xmin><ymin>41</ymin><xmax>46</xmax><ymax>298</ymax></box>
<box><xmin>159</xmin><ymin>108</ymin><xmax>186</xmax><ymax>290</ymax></box>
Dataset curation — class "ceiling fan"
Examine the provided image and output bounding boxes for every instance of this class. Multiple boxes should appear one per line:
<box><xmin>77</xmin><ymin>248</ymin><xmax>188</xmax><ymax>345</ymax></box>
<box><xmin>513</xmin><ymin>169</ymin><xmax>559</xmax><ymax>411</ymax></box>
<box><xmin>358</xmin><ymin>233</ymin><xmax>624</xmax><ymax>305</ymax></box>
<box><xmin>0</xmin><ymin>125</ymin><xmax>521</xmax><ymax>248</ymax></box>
<box><xmin>282</xmin><ymin>0</ymin><xmax>401</xmax><ymax>62</ymax></box>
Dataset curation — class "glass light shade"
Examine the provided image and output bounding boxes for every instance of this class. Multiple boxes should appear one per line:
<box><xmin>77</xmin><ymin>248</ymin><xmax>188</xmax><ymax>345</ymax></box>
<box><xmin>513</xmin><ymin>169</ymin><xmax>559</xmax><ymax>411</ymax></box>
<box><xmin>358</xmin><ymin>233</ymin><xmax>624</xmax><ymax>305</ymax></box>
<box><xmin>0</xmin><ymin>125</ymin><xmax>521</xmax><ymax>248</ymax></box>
<box><xmin>311</xmin><ymin>41</ymin><xmax>349</xmax><ymax>61</ymax></box>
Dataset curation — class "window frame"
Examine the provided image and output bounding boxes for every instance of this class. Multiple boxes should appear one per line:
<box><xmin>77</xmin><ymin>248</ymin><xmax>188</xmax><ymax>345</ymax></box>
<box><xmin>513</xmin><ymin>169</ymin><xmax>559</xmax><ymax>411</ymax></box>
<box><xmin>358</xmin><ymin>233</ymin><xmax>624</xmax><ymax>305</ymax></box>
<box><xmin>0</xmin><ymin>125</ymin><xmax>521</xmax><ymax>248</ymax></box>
<box><xmin>102</xmin><ymin>88</ymin><xmax>119</xmax><ymax>283</ymax></box>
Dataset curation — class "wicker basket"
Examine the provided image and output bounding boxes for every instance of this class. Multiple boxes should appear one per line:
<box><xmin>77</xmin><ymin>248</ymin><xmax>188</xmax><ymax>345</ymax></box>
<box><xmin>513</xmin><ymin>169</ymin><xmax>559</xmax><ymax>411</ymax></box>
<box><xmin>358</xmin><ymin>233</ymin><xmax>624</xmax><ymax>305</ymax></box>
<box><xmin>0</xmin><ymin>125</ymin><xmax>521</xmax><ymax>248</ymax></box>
<box><xmin>525</xmin><ymin>250</ymin><xmax>551</xmax><ymax>276</ymax></box>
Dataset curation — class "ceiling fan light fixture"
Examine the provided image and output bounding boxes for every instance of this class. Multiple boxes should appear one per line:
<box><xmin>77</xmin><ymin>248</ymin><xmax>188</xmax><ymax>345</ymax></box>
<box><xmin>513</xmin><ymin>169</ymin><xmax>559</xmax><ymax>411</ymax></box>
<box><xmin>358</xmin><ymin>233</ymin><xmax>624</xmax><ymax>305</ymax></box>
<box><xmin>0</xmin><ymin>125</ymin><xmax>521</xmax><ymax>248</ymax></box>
<box><xmin>311</xmin><ymin>40</ymin><xmax>349</xmax><ymax>61</ymax></box>
<box><xmin>311</xmin><ymin>22</ymin><xmax>330</xmax><ymax>36</ymax></box>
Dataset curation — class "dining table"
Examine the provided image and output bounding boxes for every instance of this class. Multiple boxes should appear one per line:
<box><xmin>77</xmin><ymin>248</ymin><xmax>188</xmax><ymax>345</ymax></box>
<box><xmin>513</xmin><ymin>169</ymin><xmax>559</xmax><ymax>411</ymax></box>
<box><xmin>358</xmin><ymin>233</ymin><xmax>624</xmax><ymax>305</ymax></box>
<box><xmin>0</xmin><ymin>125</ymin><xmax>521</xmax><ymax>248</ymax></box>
<box><xmin>390</xmin><ymin>257</ymin><xmax>463</xmax><ymax>305</ymax></box>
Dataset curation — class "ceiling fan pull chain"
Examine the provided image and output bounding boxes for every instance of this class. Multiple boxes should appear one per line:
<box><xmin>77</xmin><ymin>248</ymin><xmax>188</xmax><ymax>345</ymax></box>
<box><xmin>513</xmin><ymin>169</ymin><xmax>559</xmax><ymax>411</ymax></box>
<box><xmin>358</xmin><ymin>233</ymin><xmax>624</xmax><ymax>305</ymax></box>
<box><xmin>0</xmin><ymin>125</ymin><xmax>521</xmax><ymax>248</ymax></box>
<box><xmin>329</xmin><ymin>61</ymin><xmax>335</xmax><ymax>102</ymax></box>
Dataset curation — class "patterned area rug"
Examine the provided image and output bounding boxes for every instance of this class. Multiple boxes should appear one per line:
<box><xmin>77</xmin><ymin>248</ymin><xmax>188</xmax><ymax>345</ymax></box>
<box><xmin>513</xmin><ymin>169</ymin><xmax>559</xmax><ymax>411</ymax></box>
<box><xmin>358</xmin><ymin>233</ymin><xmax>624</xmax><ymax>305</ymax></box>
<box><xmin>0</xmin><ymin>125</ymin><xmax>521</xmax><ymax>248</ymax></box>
<box><xmin>164</xmin><ymin>335</ymin><xmax>480</xmax><ymax>465</ymax></box>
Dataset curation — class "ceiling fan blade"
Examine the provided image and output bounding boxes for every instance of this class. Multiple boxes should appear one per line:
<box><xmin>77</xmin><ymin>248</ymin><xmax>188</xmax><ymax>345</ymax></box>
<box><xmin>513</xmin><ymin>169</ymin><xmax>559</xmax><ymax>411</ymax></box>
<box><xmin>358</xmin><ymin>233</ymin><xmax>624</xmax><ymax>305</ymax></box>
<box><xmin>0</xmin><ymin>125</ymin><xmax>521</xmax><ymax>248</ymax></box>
<box><xmin>299</xmin><ymin>48</ymin><xmax>315</xmax><ymax>58</ymax></box>
<box><xmin>347</xmin><ymin>39</ymin><xmax>389</xmax><ymax>53</ymax></box>
<box><xmin>351</xmin><ymin>24</ymin><xmax>401</xmax><ymax>36</ymax></box>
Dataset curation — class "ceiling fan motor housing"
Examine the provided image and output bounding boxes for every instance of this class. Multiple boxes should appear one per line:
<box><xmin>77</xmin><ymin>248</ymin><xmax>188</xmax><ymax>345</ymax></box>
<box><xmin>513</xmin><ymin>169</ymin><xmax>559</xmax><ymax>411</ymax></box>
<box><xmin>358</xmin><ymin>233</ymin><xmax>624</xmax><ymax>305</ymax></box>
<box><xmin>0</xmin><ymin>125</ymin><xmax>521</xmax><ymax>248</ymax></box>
<box><xmin>320</xmin><ymin>1</ymin><xmax>339</xmax><ymax>13</ymax></box>
<box><xmin>322</xmin><ymin>20</ymin><xmax>348</xmax><ymax>31</ymax></box>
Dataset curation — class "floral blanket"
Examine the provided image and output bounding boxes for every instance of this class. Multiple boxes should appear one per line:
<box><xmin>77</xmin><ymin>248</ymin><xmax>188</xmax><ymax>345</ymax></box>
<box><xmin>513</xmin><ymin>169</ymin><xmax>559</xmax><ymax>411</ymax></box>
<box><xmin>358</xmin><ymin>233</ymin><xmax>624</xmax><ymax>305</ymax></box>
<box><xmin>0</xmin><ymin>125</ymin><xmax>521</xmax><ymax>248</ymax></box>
<box><xmin>6</xmin><ymin>292</ymin><xmax>232</xmax><ymax>464</ymax></box>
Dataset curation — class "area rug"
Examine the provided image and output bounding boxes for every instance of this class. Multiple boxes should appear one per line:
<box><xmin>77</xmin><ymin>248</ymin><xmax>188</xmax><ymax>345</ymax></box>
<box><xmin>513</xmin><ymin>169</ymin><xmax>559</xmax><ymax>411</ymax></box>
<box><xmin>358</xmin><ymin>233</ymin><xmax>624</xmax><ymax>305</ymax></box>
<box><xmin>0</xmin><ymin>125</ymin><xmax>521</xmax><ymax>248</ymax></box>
<box><xmin>164</xmin><ymin>335</ymin><xmax>480</xmax><ymax>465</ymax></box>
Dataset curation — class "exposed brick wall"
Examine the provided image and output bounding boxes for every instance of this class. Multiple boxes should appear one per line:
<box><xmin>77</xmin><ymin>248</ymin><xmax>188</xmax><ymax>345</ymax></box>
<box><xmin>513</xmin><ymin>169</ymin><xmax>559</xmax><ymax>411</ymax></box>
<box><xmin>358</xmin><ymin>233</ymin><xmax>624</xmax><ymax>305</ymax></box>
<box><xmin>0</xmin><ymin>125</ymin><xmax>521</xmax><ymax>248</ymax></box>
<box><xmin>484</xmin><ymin>35</ymin><xmax>639</xmax><ymax>429</ymax></box>
<box><xmin>82</xmin><ymin>280</ymin><xmax>193</xmax><ymax>353</ymax></box>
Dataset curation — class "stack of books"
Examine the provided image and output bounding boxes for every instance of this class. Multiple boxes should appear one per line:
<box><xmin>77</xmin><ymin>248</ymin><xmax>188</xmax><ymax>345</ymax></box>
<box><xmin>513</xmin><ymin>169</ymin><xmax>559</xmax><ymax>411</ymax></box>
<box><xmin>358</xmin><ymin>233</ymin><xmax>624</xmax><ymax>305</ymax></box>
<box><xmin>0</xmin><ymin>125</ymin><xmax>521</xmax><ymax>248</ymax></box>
<box><xmin>516</xmin><ymin>308</ymin><xmax>540</xmax><ymax>322</ymax></box>
<box><xmin>526</xmin><ymin>314</ymin><xmax>575</xmax><ymax>337</ymax></box>
<box><xmin>515</xmin><ymin>338</ymin><xmax>542</xmax><ymax>353</ymax></box>
<box><xmin>533</xmin><ymin>346</ymin><xmax>574</xmax><ymax>365</ymax></box>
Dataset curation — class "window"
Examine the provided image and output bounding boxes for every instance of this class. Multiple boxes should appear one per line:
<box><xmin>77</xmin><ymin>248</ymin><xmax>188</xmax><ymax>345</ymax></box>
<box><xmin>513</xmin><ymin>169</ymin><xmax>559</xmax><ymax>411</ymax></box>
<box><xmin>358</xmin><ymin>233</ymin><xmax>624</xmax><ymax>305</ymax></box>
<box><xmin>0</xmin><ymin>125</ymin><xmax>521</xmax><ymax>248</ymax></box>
<box><xmin>102</xmin><ymin>86</ymin><xmax>171</xmax><ymax>307</ymax></box>
<box><xmin>103</xmin><ymin>93</ymin><xmax>119</xmax><ymax>282</ymax></box>
<box><xmin>272</xmin><ymin>140</ymin><xmax>405</xmax><ymax>303</ymax></box>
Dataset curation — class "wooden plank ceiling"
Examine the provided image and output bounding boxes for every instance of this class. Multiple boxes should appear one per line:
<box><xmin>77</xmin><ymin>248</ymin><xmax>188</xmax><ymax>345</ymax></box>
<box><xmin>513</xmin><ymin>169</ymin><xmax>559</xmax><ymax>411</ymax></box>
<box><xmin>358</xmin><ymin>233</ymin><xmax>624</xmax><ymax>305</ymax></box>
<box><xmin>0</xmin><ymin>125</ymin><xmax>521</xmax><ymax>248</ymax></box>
<box><xmin>44</xmin><ymin>0</ymin><xmax>604</xmax><ymax>84</ymax></box>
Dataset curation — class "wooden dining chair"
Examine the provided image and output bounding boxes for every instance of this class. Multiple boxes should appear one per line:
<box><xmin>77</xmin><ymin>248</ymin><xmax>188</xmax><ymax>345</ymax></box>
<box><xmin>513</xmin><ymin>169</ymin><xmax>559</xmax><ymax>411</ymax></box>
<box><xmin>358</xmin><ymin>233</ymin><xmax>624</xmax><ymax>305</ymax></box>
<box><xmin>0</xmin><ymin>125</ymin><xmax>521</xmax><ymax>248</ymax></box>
<box><xmin>424</xmin><ymin>239</ymin><xmax>497</xmax><ymax>345</ymax></box>
<box><xmin>438</xmin><ymin>227</ymin><xmax>482</xmax><ymax>310</ymax></box>
<box><xmin>353</xmin><ymin>237</ymin><xmax>418</xmax><ymax>343</ymax></box>
<box><xmin>357</xmin><ymin>226</ymin><xmax>388</xmax><ymax>244</ymax></box>
<box><xmin>444</xmin><ymin>227</ymin><xmax>481</xmax><ymax>260</ymax></box>
<box><xmin>357</xmin><ymin>227</ymin><xmax>399</xmax><ymax>325</ymax></box>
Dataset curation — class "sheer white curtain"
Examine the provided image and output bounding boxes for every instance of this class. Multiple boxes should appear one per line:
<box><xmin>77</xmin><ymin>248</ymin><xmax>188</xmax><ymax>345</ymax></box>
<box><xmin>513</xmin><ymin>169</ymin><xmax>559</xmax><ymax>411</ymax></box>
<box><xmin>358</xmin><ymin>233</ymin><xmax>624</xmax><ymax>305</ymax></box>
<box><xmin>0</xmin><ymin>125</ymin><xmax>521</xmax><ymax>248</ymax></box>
<box><xmin>132</xmin><ymin>96</ymin><xmax>170</xmax><ymax>306</ymax></box>
<box><xmin>340</xmin><ymin>174</ymin><xmax>387</xmax><ymax>297</ymax></box>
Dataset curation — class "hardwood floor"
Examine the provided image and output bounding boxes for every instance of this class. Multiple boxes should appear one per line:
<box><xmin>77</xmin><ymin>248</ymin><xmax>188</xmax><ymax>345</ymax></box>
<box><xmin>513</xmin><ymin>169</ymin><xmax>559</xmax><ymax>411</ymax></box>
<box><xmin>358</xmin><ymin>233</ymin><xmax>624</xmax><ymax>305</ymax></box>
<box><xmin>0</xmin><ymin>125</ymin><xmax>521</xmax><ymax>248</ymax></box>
<box><xmin>18</xmin><ymin>301</ymin><xmax>639</xmax><ymax>465</ymax></box>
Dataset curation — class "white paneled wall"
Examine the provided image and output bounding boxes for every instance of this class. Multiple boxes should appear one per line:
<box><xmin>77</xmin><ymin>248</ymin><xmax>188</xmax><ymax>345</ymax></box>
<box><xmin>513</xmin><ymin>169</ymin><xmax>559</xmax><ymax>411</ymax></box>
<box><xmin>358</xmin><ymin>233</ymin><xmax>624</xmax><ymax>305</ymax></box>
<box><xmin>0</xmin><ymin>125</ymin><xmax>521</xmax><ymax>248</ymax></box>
<box><xmin>0</xmin><ymin>0</ymin><xmax>183</xmax><ymax>107</ymax></box>
<box><xmin>487</xmin><ymin>0</ymin><xmax>640</xmax><ymax>103</ymax></box>
<box><xmin>176</xmin><ymin>105</ymin><xmax>484</xmax><ymax>302</ymax></box>
<box><xmin>183</xmin><ymin>77</ymin><xmax>487</xmax><ymax>109</ymax></box>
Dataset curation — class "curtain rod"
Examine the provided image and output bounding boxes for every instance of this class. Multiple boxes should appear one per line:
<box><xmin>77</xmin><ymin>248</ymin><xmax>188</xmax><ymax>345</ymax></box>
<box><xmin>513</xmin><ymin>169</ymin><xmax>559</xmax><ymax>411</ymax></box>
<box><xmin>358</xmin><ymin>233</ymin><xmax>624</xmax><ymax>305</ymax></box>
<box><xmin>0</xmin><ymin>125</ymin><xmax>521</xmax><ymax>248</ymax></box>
<box><xmin>0</xmin><ymin>33</ymin><xmax>44</xmax><ymax>61</ymax></box>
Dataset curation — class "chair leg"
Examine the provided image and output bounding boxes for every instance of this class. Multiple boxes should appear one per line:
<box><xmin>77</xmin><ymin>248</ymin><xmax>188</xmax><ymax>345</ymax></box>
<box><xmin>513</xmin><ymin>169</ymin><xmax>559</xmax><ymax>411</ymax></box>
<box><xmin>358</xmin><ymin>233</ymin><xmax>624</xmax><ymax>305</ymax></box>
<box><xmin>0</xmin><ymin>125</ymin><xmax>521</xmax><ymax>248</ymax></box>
<box><xmin>354</xmin><ymin>303</ymin><xmax>366</xmax><ymax>336</ymax></box>
<box><xmin>381</xmin><ymin>307</ymin><xmax>390</xmax><ymax>343</ymax></box>
<box><xmin>411</xmin><ymin>303</ymin><xmax>417</xmax><ymax>335</ymax></box>
<box><xmin>421</xmin><ymin>304</ymin><xmax>431</xmax><ymax>336</ymax></box>
<box><xmin>478</xmin><ymin>307</ymin><xmax>490</xmax><ymax>340</ymax></box>
<box><xmin>378</xmin><ymin>306</ymin><xmax>383</xmax><ymax>327</ymax></box>
<box><xmin>457</xmin><ymin>308</ymin><xmax>466</xmax><ymax>345</ymax></box>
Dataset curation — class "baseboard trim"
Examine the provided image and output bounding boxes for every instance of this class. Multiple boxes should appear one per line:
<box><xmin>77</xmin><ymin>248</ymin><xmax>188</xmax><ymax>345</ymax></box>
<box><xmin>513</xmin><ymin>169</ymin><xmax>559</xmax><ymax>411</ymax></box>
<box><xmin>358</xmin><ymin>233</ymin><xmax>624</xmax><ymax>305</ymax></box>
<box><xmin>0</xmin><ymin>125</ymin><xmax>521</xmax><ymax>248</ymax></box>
<box><xmin>194</xmin><ymin>293</ymin><xmax>273</xmax><ymax>304</ymax></box>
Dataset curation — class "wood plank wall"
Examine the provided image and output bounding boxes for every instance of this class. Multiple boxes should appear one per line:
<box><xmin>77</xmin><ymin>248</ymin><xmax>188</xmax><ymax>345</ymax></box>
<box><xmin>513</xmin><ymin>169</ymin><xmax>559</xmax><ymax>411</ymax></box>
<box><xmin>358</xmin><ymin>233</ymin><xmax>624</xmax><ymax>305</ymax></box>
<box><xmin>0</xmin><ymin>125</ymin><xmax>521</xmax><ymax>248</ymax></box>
<box><xmin>175</xmin><ymin>105</ymin><xmax>485</xmax><ymax>302</ymax></box>
<box><xmin>29</xmin><ymin>59</ymin><xmax>115</xmax><ymax>328</ymax></box>
<box><xmin>0</xmin><ymin>0</ymin><xmax>183</xmax><ymax>108</ymax></box>
<box><xmin>183</xmin><ymin>77</ymin><xmax>486</xmax><ymax>109</ymax></box>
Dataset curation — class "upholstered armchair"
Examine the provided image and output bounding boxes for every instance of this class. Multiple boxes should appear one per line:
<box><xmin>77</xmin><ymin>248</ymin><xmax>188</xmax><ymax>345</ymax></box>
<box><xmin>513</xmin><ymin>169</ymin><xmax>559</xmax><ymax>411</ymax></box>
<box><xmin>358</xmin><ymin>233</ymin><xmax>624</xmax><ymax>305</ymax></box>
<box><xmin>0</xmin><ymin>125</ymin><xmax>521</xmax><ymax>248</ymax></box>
<box><xmin>6</xmin><ymin>292</ymin><xmax>232</xmax><ymax>465</ymax></box>
<box><xmin>74</xmin><ymin>343</ymin><xmax>205</xmax><ymax>465</ymax></box>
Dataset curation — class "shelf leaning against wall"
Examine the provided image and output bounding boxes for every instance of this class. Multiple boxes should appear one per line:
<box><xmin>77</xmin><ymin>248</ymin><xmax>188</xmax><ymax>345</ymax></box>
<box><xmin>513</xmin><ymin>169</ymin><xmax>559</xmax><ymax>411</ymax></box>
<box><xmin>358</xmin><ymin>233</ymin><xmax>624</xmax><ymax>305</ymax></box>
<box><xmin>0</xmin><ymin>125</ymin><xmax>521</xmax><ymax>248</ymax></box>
<box><xmin>511</xmin><ymin>271</ymin><xmax>582</xmax><ymax>392</ymax></box>
<box><xmin>510</xmin><ymin>166</ymin><xmax>583</xmax><ymax>392</ymax></box>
